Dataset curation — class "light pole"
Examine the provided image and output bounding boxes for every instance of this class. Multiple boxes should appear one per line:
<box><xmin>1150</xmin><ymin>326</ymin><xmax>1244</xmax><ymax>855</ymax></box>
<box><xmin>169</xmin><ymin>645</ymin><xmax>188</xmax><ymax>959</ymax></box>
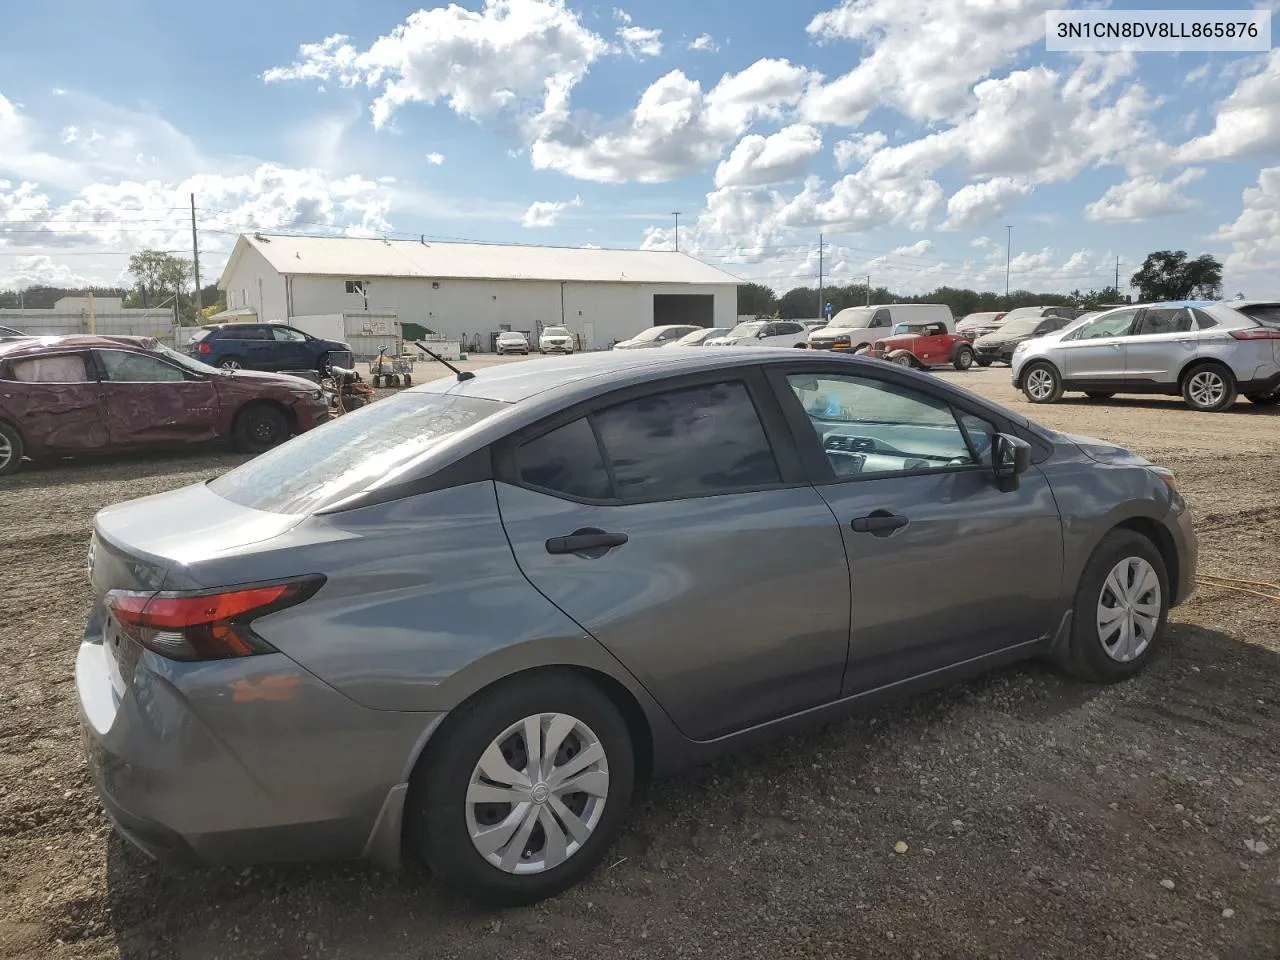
<box><xmin>1005</xmin><ymin>225</ymin><xmax>1013</xmax><ymax>297</ymax></box>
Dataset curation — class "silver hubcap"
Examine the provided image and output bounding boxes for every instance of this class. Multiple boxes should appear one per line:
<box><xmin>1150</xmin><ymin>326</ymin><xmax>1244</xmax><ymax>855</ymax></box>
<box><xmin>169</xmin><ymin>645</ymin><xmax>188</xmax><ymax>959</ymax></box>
<box><xmin>1188</xmin><ymin>371</ymin><xmax>1224</xmax><ymax>408</ymax></box>
<box><xmin>1026</xmin><ymin>368</ymin><xmax>1055</xmax><ymax>400</ymax></box>
<box><xmin>894</xmin><ymin>355</ymin><xmax>913</xmax><ymax>366</ymax></box>
<box><xmin>958</xmin><ymin>352</ymin><xmax>972</xmax><ymax>368</ymax></box>
<box><xmin>221</xmin><ymin>359</ymin><xmax>242</xmax><ymax>370</ymax></box>
<box><xmin>465</xmin><ymin>713</ymin><xmax>609</xmax><ymax>875</ymax></box>
<box><xmin>1097</xmin><ymin>557</ymin><xmax>1161</xmax><ymax>662</ymax></box>
<box><xmin>0</xmin><ymin>433</ymin><xmax>11</xmax><ymax>470</ymax></box>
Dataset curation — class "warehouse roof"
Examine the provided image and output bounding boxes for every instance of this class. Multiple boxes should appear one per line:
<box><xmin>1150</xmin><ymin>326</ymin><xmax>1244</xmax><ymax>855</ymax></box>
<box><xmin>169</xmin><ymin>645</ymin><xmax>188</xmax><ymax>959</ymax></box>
<box><xmin>219</xmin><ymin>234</ymin><xmax>742</xmax><ymax>286</ymax></box>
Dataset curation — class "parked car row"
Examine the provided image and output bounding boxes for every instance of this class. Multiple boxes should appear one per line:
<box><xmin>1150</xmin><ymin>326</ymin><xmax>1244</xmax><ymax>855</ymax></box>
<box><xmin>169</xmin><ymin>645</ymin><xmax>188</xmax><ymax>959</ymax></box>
<box><xmin>0</xmin><ymin>335</ymin><xmax>331</xmax><ymax>475</ymax></box>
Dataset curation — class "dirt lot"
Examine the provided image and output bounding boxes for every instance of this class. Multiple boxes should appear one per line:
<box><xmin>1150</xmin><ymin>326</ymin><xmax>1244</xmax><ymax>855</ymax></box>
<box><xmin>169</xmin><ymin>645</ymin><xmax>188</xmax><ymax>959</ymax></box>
<box><xmin>1</xmin><ymin>362</ymin><xmax>1277</xmax><ymax>960</ymax></box>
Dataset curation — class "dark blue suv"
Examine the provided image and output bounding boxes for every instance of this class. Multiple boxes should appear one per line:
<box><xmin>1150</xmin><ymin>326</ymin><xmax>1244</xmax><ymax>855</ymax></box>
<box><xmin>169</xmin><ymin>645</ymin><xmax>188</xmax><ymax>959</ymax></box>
<box><xmin>187</xmin><ymin>323</ymin><xmax>352</xmax><ymax>373</ymax></box>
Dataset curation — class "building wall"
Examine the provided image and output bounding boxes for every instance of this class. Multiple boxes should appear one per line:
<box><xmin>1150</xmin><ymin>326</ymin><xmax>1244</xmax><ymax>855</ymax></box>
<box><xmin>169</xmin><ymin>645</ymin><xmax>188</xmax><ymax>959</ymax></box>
<box><xmin>222</xmin><ymin>244</ymin><xmax>289</xmax><ymax>323</ymax></box>
<box><xmin>284</xmin><ymin>275</ymin><xmax>736</xmax><ymax>349</ymax></box>
<box><xmin>0</xmin><ymin>308</ymin><xmax>176</xmax><ymax>338</ymax></box>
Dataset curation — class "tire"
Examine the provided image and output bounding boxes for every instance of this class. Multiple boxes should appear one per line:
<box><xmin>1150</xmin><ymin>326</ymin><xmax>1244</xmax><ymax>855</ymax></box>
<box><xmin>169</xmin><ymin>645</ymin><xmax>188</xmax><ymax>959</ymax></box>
<box><xmin>410</xmin><ymin>672</ymin><xmax>635</xmax><ymax>906</ymax></box>
<box><xmin>1245</xmin><ymin>391</ymin><xmax>1278</xmax><ymax>406</ymax></box>
<box><xmin>952</xmin><ymin>345</ymin><xmax>975</xmax><ymax>371</ymax></box>
<box><xmin>343</xmin><ymin>394</ymin><xmax>368</xmax><ymax>412</ymax></box>
<box><xmin>1021</xmin><ymin>362</ymin><xmax>1064</xmax><ymax>404</ymax></box>
<box><xmin>218</xmin><ymin>356</ymin><xmax>244</xmax><ymax>370</ymax></box>
<box><xmin>1055</xmin><ymin>530</ymin><xmax>1169</xmax><ymax>683</ymax></box>
<box><xmin>233</xmin><ymin>404</ymin><xmax>290</xmax><ymax>454</ymax></box>
<box><xmin>891</xmin><ymin>353</ymin><xmax>915</xmax><ymax>368</ymax></box>
<box><xmin>371</xmin><ymin>375</ymin><xmax>382</xmax><ymax>388</ymax></box>
<box><xmin>975</xmin><ymin>357</ymin><xmax>992</xmax><ymax>368</ymax></box>
<box><xmin>1181</xmin><ymin>363</ymin><xmax>1237</xmax><ymax>412</ymax></box>
<box><xmin>1085</xmin><ymin>392</ymin><xmax>1115</xmax><ymax>400</ymax></box>
<box><xmin>403</xmin><ymin>375</ymin><xmax>412</xmax><ymax>386</ymax></box>
<box><xmin>0</xmin><ymin>421</ymin><xmax>24</xmax><ymax>476</ymax></box>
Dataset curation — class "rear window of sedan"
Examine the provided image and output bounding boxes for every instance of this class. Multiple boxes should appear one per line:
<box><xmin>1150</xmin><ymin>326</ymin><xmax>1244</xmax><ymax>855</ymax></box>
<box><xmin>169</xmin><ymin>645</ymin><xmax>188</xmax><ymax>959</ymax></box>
<box><xmin>209</xmin><ymin>392</ymin><xmax>505</xmax><ymax>514</ymax></box>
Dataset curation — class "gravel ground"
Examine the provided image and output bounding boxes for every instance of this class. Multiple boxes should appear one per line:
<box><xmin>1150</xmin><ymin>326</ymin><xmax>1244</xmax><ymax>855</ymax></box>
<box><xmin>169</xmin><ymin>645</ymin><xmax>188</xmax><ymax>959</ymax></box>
<box><xmin>1</xmin><ymin>363</ymin><xmax>1277</xmax><ymax>960</ymax></box>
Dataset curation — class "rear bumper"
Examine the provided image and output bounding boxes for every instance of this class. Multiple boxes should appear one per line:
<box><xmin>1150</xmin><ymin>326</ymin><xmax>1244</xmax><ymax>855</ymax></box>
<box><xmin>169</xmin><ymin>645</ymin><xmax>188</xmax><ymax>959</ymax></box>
<box><xmin>1239</xmin><ymin>370</ymin><xmax>1280</xmax><ymax>395</ymax></box>
<box><xmin>76</xmin><ymin>627</ymin><xmax>439</xmax><ymax>869</ymax></box>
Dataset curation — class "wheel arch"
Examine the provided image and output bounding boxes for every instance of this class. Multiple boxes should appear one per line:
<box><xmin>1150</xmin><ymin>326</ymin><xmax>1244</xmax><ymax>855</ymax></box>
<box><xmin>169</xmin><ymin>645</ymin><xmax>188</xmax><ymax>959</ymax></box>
<box><xmin>1112</xmin><ymin>516</ymin><xmax>1179</xmax><ymax>605</ymax></box>
<box><xmin>1176</xmin><ymin>356</ymin><xmax>1235</xmax><ymax>388</ymax></box>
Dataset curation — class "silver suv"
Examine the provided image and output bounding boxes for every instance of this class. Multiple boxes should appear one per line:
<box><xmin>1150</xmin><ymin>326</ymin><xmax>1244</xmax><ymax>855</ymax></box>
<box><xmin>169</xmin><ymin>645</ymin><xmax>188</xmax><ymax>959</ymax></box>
<box><xmin>1011</xmin><ymin>301</ymin><xmax>1280</xmax><ymax>411</ymax></box>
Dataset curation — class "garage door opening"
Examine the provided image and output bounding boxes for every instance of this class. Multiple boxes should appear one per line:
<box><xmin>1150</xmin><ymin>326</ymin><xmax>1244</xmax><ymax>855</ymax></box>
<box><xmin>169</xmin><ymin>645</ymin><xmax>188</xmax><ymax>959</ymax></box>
<box><xmin>653</xmin><ymin>294</ymin><xmax>713</xmax><ymax>328</ymax></box>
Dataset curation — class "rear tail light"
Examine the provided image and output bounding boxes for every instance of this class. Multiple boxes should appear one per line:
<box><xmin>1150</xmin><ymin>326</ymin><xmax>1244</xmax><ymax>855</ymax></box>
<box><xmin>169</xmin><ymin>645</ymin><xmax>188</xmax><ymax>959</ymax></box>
<box><xmin>198</xmin><ymin>343</ymin><xmax>212</xmax><ymax>354</ymax></box>
<box><xmin>1230</xmin><ymin>327</ymin><xmax>1280</xmax><ymax>340</ymax></box>
<box><xmin>105</xmin><ymin>576</ymin><xmax>324</xmax><ymax>662</ymax></box>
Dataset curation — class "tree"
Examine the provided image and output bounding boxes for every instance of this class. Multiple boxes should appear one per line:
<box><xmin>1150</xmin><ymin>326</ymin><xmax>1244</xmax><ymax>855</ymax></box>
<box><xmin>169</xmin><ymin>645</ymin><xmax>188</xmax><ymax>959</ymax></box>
<box><xmin>777</xmin><ymin>286</ymin><xmax>819</xmax><ymax>319</ymax></box>
<box><xmin>1130</xmin><ymin>251</ymin><xmax>1222</xmax><ymax>302</ymax></box>
<box><xmin>736</xmin><ymin>282</ymin><xmax>778</xmax><ymax>318</ymax></box>
<box><xmin>126</xmin><ymin>249</ymin><xmax>192</xmax><ymax>308</ymax></box>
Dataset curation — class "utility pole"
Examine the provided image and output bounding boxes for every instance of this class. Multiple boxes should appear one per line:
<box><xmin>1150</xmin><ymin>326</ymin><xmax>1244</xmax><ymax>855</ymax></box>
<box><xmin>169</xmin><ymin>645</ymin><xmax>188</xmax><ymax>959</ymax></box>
<box><xmin>672</xmin><ymin>212</ymin><xmax>681</xmax><ymax>253</ymax></box>
<box><xmin>1005</xmin><ymin>225</ymin><xmax>1013</xmax><ymax>298</ymax></box>
<box><xmin>190</xmin><ymin>193</ymin><xmax>201</xmax><ymax>317</ymax></box>
<box><xmin>817</xmin><ymin>233</ymin><xmax>824</xmax><ymax>323</ymax></box>
<box><xmin>865</xmin><ymin>274</ymin><xmax>871</xmax><ymax>307</ymax></box>
<box><xmin>1115</xmin><ymin>256</ymin><xmax>1120</xmax><ymax>294</ymax></box>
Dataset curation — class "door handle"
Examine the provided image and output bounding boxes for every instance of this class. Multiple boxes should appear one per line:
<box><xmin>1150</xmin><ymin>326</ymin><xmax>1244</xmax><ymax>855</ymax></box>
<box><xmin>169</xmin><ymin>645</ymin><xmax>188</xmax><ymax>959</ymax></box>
<box><xmin>545</xmin><ymin>528</ymin><xmax>629</xmax><ymax>557</ymax></box>
<box><xmin>850</xmin><ymin>510</ymin><xmax>909</xmax><ymax>537</ymax></box>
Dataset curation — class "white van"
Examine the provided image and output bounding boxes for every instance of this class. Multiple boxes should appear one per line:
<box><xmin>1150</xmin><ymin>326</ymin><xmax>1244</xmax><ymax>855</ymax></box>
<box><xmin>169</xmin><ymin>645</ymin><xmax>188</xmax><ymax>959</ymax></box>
<box><xmin>807</xmin><ymin>304</ymin><xmax>954</xmax><ymax>351</ymax></box>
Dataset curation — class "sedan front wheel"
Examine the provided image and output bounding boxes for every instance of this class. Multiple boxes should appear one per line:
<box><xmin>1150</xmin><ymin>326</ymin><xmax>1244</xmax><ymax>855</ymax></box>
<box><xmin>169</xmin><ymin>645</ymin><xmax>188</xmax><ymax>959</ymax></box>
<box><xmin>1056</xmin><ymin>530</ymin><xmax>1168</xmax><ymax>683</ymax></box>
<box><xmin>411</xmin><ymin>672</ymin><xmax>634</xmax><ymax>906</ymax></box>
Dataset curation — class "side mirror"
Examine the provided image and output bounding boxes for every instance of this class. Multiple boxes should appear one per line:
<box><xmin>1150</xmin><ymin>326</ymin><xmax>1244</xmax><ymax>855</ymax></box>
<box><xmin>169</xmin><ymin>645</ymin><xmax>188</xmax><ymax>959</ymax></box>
<box><xmin>992</xmin><ymin>433</ymin><xmax>1032</xmax><ymax>492</ymax></box>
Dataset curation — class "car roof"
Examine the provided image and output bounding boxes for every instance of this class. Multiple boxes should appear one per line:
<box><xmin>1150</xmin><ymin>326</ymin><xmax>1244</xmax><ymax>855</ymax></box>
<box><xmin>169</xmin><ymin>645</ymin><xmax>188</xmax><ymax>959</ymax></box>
<box><xmin>0</xmin><ymin>334</ymin><xmax>157</xmax><ymax>360</ymax></box>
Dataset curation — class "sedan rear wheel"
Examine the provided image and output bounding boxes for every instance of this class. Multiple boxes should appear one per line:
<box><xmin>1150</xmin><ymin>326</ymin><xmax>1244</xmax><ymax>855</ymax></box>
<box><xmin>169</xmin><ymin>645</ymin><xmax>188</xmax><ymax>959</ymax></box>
<box><xmin>1055</xmin><ymin>530</ymin><xmax>1168</xmax><ymax>683</ymax></box>
<box><xmin>1021</xmin><ymin>362</ymin><xmax>1064</xmax><ymax>404</ymax></box>
<box><xmin>1181</xmin><ymin>364</ymin><xmax>1236</xmax><ymax>412</ymax></box>
<box><xmin>412</xmin><ymin>672</ymin><xmax>634</xmax><ymax>905</ymax></box>
<box><xmin>0</xmin><ymin>422</ymin><xmax>23</xmax><ymax>476</ymax></box>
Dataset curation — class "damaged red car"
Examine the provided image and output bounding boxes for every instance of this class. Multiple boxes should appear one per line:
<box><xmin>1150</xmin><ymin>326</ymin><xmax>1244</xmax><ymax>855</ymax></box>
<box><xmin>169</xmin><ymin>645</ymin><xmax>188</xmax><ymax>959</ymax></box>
<box><xmin>863</xmin><ymin>321</ymin><xmax>977</xmax><ymax>372</ymax></box>
<box><xmin>0</xmin><ymin>335</ymin><xmax>330</xmax><ymax>476</ymax></box>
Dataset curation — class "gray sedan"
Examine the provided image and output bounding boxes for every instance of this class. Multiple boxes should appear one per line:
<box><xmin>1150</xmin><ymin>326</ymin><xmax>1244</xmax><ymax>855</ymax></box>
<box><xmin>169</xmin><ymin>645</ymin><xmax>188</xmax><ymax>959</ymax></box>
<box><xmin>1011</xmin><ymin>300</ymin><xmax>1280</xmax><ymax>411</ymax></box>
<box><xmin>78</xmin><ymin>348</ymin><xmax>1197</xmax><ymax>905</ymax></box>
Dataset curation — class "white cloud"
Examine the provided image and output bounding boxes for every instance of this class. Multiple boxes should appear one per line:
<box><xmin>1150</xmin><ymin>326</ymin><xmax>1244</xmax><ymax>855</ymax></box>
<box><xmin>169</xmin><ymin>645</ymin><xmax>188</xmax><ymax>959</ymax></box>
<box><xmin>529</xmin><ymin>58</ymin><xmax>818</xmax><ymax>183</ymax></box>
<box><xmin>1185</xmin><ymin>62</ymin><xmax>1212</xmax><ymax>84</ymax></box>
<box><xmin>1083</xmin><ymin>168</ymin><xmax>1204</xmax><ymax>222</ymax></box>
<box><xmin>689</xmin><ymin>34</ymin><xmax>719</xmax><ymax>53</ymax></box>
<box><xmin>521</xmin><ymin>194</ymin><xmax>582</xmax><ymax>227</ymax></box>
<box><xmin>425</xmin><ymin>152</ymin><xmax>445</xmax><ymax>165</ymax></box>
<box><xmin>1177</xmin><ymin>50</ymin><xmax>1280</xmax><ymax>162</ymax></box>
<box><xmin>1211</xmin><ymin>166</ymin><xmax>1280</xmax><ymax>281</ymax></box>
<box><xmin>941</xmin><ymin>177</ymin><xmax>1033</xmax><ymax>230</ymax></box>
<box><xmin>263</xmin><ymin>0</ymin><xmax>611</xmax><ymax>128</ymax></box>
<box><xmin>0</xmin><ymin>254</ymin><xmax>92</xmax><ymax>290</ymax></box>
<box><xmin>714</xmin><ymin>124</ymin><xmax>822</xmax><ymax>188</ymax></box>
<box><xmin>616</xmin><ymin>25</ymin><xmax>663</xmax><ymax>58</ymax></box>
<box><xmin>833</xmin><ymin>132</ymin><xmax>887</xmax><ymax>170</ymax></box>
<box><xmin>802</xmin><ymin>0</ymin><xmax>1055</xmax><ymax>124</ymax></box>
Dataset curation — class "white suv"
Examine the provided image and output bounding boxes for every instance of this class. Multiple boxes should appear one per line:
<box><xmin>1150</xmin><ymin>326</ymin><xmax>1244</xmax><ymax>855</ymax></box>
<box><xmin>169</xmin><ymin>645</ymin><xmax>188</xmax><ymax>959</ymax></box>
<box><xmin>538</xmin><ymin>327</ymin><xmax>575</xmax><ymax>354</ymax></box>
<box><xmin>705</xmin><ymin>320</ymin><xmax>810</xmax><ymax>348</ymax></box>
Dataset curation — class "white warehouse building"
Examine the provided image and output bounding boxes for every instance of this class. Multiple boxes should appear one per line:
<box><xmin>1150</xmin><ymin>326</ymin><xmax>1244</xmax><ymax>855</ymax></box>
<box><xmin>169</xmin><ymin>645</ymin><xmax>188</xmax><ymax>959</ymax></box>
<box><xmin>216</xmin><ymin>234</ymin><xmax>741</xmax><ymax>351</ymax></box>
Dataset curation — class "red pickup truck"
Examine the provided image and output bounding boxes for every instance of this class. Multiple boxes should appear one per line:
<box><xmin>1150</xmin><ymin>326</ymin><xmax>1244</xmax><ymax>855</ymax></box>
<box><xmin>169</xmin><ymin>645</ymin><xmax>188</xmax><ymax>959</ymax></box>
<box><xmin>863</xmin><ymin>322</ymin><xmax>976</xmax><ymax>371</ymax></box>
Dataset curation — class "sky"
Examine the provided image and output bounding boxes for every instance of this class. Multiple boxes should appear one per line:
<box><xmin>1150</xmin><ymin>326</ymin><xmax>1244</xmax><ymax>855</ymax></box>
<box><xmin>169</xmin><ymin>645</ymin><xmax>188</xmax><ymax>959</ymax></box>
<box><xmin>0</xmin><ymin>0</ymin><xmax>1277</xmax><ymax>298</ymax></box>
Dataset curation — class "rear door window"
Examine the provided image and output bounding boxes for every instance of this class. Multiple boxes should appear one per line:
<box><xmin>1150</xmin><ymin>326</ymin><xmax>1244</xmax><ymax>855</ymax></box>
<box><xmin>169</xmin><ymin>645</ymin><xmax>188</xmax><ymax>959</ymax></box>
<box><xmin>7</xmin><ymin>353</ymin><xmax>93</xmax><ymax>382</ymax></box>
<box><xmin>1135</xmin><ymin>308</ymin><xmax>1193</xmax><ymax>335</ymax></box>
<box><xmin>226</xmin><ymin>326</ymin><xmax>269</xmax><ymax>340</ymax></box>
<box><xmin>592</xmin><ymin>382</ymin><xmax>781</xmax><ymax>501</ymax></box>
